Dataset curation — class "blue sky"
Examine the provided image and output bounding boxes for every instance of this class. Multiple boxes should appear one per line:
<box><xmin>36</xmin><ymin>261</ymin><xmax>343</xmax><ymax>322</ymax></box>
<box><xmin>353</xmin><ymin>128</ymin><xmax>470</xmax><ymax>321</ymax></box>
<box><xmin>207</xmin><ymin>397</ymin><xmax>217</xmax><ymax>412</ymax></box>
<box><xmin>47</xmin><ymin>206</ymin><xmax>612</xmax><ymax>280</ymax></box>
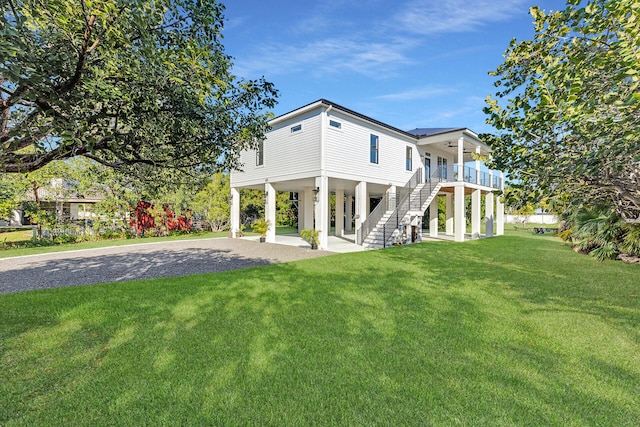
<box><xmin>222</xmin><ymin>0</ymin><xmax>568</xmax><ymax>134</ymax></box>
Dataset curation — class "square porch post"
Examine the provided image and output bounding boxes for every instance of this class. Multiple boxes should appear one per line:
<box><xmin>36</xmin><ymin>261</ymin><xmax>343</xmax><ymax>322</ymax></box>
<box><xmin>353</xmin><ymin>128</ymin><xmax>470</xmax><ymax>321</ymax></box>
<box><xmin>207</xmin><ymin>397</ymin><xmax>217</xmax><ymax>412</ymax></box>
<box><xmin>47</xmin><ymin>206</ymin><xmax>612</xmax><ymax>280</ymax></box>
<box><xmin>315</xmin><ymin>176</ymin><xmax>329</xmax><ymax>249</ymax></box>
<box><xmin>355</xmin><ymin>181</ymin><xmax>367</xmax><ymax>231</ymax></box>
<box><xmin>335</xmin><ymin>189</ymin><xmax>345</xmax><ymax>237</ymax></box>
<box><xmin>485</xmin><ymin>192</ymin><xmax>494</xmax><ymax>237</ymax></box>
<box><xmin>429</xmin><ymin>195</ymin><xmax>439</xmax><ymax>238</ymax></box>
<box><xmin>265</xmin><ymin>182</ymin><xmax>276</xmax><ymax>243</ymax></box>
<box><xmin>471</xmin><ymin>189</ymin><xmax>481</xmax><ymax>239</ymax></box>
<box><xmin>454</xmin><ymin>184</ymin><xmax>465</xmax><ymax>242</ymax></box>
<box><xmin>303</xmin><ymin>186</ymin><xmax>314</xmax><ymax>230</ymax></box>
<box><xmin>345</xmin><ymin>194</ymin><xmax>353</xmax><ymax>232</ymax></box>
<box><xmin>445</xmin><ymin>193</ymin><xmax>453</xmax><ymax>236</ymax></box>
<box><xmin>230</xmin><ymin>187</ymin><xmax>240</xmax><ymax>237</ymax></box>
<box><xmin>496</xmin><ymin>197</ymin><xmax>505</xmax><ymax>236</ymax></box>
<box><xmin>496</xmin><ymin>172</ymin><xmax>505</xmax><ymax>236</ymax></box>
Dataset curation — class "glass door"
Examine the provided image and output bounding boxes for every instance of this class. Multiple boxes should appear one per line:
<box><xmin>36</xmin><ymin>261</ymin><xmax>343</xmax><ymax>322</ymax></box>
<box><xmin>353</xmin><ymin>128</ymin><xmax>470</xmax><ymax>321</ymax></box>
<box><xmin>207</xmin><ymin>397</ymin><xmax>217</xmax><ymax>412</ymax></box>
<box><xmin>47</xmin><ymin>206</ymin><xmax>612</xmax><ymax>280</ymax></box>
<box><xmin>424</xmin><ymin>153</ymin><xmax>431</xmax><ymax>181</ymax></box>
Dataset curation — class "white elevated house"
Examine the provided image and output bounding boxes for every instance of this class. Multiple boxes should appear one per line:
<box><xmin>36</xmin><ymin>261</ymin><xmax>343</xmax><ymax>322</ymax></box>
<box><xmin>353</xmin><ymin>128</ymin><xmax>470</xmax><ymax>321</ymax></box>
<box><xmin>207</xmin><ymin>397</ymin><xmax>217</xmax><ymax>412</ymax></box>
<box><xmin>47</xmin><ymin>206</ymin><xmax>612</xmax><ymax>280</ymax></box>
<box><xmin>230</xmin><ymin>99</ymin><xmax>505</xmax><ymax>250</ymax></box>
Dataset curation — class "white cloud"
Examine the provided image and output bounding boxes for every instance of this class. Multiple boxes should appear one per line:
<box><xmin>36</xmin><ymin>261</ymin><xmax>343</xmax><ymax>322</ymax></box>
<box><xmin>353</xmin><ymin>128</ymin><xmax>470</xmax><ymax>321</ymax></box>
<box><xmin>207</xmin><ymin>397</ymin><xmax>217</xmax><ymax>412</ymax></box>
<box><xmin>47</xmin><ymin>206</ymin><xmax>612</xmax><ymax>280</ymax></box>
<box><xmin>376</xmin><ymin>86</ymin><xmax>457</xmax><ymax>101</ymax></box>
<box><xmin>229</xmin><ymin>0</ymin><xmax>527</xmax><ymax>81</ymax></box>
<box><xmin>394</xmin><ymin>0</ymin><xmax>527</xmax><ymax>35</ymax></box>
<box><xmin>233</xmin><ymin>37</ymin><xmax>415</xmax><ymax>79</ymax></box>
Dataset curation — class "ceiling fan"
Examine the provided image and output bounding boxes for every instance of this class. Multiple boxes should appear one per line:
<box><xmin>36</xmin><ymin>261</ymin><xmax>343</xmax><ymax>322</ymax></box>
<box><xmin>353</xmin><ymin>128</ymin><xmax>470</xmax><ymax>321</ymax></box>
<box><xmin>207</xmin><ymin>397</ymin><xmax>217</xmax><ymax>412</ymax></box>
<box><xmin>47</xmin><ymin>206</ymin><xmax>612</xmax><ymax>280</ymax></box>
<box><xmin>447</xmin><ymin>142</ymin><xmax>472</xmax><ymax>154</ymax></box>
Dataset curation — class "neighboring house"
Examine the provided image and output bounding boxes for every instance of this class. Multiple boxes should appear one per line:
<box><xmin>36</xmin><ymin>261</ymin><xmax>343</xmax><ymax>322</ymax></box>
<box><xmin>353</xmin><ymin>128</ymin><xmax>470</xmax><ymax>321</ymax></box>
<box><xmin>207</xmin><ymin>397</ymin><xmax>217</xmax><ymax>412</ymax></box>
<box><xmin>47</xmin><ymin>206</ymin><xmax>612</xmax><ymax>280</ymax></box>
<box><xmin>230</xmin><ymin>99</ymin><xmax>505</xmax><ymax>250</ymax></box>
<box><xmin>16</xmin><ymin>178</ymin><xmax>104</xmax><ymax>225</ymax></box>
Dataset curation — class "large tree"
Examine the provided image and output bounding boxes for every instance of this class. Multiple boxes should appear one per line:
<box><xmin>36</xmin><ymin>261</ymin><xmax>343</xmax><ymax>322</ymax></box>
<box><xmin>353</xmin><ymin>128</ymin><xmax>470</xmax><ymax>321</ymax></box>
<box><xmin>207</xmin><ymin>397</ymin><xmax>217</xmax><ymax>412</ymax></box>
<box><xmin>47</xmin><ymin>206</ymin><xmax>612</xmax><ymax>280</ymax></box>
<box><xmin>485</xmin><ymin>0</ymin><xmax>640</xmax><ymax>222</ymax></box>
<box><xmin>0</xmin><ymin>0</ymin><xmax>277</xmax><ymax>175</ymax></box>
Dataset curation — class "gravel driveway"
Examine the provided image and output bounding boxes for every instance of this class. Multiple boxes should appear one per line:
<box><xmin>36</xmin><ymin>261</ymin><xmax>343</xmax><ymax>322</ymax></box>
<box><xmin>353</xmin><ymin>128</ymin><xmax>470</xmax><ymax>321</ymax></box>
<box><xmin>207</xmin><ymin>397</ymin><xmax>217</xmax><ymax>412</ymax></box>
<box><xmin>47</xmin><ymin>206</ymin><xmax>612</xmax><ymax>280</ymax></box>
<box><xmin>0</xmin><ymin>238</ymin><xmax>332</xmax><ymax>294</ymax></box>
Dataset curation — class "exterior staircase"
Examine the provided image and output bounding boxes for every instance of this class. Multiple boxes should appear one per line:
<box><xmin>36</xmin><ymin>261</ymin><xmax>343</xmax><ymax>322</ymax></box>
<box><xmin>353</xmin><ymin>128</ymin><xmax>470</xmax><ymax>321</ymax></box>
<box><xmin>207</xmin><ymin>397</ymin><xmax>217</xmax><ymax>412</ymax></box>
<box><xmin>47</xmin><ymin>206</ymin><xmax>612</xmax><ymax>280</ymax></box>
<box><xmin>358</xmin><ymin>169</ymin><xmax>445</xmax><ymax>249</ymax></box>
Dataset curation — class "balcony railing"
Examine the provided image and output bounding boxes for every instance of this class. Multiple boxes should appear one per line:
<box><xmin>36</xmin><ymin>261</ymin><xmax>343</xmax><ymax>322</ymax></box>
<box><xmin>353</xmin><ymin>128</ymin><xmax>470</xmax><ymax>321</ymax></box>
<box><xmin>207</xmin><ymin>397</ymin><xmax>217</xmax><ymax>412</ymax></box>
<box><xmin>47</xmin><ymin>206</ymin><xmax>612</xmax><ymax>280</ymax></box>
<box><xmin>453</xmin><ymin>166</ymin><xmax>502</xmax><ymax>189</ymax></box>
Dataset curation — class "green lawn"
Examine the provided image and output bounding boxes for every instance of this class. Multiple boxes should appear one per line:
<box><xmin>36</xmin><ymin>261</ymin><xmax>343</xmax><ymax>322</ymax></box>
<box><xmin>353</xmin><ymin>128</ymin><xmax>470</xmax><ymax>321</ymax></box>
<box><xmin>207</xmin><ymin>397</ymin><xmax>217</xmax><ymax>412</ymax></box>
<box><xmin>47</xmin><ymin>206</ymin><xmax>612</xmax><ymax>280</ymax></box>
<box><xmin>0</xmin><ymin>229</ymin><xmax>34</xmax><ymax>243</ymax></box>
<box><xmin>0</xmin><ymin>230</ymin><xmax>231</xmax><ymax>258</ymax></box>
<box><xmin>1</xmin><ymin>233</ymin><xmax>638</xmax><ymax>425</ymax></box>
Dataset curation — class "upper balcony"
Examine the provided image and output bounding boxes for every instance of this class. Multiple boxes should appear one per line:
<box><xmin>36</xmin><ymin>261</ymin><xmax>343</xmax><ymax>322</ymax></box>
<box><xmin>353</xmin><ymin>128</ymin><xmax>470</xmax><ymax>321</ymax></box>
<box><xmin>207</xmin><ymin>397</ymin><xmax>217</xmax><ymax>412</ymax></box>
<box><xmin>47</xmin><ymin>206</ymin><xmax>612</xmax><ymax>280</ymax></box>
<box><xmin>429</xmin><ymin>165</ymin><xmax>503</xmax><ymax>190</ymax></box>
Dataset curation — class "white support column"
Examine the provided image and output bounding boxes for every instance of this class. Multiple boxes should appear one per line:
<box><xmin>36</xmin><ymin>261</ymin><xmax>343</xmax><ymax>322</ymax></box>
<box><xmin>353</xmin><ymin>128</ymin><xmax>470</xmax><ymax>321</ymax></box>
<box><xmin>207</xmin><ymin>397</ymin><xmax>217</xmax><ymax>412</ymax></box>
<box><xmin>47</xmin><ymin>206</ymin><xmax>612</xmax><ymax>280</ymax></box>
<box><xmin>303</xmin><ymin>186</ymin><xmax>314</xmax><ymax>230</ymax></box>
<box><xmin>485</xmin><ymin>192</ymin><xmax>494</xmax><ymax>237</ymax></box>
<box><xmin>475</xmin><ymin>146</ymin><xmax>481</xmax><ymax>185</ymax></box>
<box><xmin>355</xmin><ymin>181</ymin><xmax>367</xmax><ymax>232</ymax></box>
<box><xmin>315</xmin><ymin>176</ymin><xmax>329</xmax><ymax>250</ymax></box>
<box><xmin>471</xmin><ymin>189</ymin><xmax>481</xmax><ymax>239</ymax></box>
<box><xmin>454</xmin><ymin>184</ymin><xmax>466</xmax><ymax>242</ymax></box>
<box><xmin>265</xmin><ymin>182</ymin><xmax>276</xmax><ymax>243</ymax></box>
<box><xmin>445</xmin><ymin>193</ymin><xmax>453</xmax><ymax>236</ymax></box>
<box><xmin>298</xmin><ymin>193</ymin><xmax>304</xmax><ymax>234</ymax></box>
<box><xmin>497</xmin><ymin>172</ymin><xmax>505</xmax><ymax>236</ymax></box>
<box><xmin>496</xmin><ymin>197</ymin><xmax>505</xmax><ymax>236</ymax></box>
<box><xmin>388</xmin><ymin>185</ymin><xmax>397</xmax><ymax>209</ymax></box>
<box><xmin>335</xmin><ymin>189</ymin><xmax>345</xmax><ymax>237</ymax></box>
<box><xmin>230</xmin><ymin>187</ymin><xmax>240</xmax><ymax>237</ymax></box>
<box><xmin>429</xmin><ymin>195</ymin><xmax>439</xmax><ymax>238</ymax></box>
<box><xmin>346</xmin><ymin>194</ymin><xmax>353</xmax><ymax>232</ymax></box>
<box><xmin>457</xmin><ymin>136</ymin><xmax>464</xmax><ymax>182</ymax></box>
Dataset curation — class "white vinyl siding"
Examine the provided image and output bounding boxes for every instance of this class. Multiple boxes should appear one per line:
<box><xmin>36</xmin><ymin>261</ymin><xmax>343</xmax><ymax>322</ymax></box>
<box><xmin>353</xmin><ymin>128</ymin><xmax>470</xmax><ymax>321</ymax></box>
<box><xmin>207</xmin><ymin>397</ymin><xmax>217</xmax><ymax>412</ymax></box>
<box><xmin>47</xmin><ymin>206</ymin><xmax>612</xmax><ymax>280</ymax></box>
<box><xmin>325</xmin><ymin>111</ymin><xmax>418</xmax><ymax>186</ymax></box>
<box><xmin>231</xmin><ymin>109</ymin><xmax>322</xmax><ymax>187</ymax></box>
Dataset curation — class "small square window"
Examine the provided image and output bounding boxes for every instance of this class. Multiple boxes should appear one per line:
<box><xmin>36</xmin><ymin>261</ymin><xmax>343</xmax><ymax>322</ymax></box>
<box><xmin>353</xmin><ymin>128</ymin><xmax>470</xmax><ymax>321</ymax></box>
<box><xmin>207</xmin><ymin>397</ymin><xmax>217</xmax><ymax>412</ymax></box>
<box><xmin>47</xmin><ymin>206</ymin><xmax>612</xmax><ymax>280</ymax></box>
<box><xmin>329</xmin><ymin>120</ymin><xmax>341</xmax><ymax>129</ymax></box>
<box><xmin>291</xmin><ymin>124</ymin><xmax>302</xmax><ymax>133</ymax></box>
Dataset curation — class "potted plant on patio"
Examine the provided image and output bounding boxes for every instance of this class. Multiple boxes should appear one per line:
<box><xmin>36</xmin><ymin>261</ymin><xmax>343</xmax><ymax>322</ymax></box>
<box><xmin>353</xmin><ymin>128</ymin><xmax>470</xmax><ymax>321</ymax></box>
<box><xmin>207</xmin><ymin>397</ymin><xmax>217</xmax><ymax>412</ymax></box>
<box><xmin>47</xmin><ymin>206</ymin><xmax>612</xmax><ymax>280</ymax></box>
<box><xmin>251</xmin><ymin>218</ymin><xmax>270</xmax><ymax>243</ymax></box>
<box><xmin>300</xmin><ymin>228</ymin><xmax>320</xmax><ymax>250</ymax></box>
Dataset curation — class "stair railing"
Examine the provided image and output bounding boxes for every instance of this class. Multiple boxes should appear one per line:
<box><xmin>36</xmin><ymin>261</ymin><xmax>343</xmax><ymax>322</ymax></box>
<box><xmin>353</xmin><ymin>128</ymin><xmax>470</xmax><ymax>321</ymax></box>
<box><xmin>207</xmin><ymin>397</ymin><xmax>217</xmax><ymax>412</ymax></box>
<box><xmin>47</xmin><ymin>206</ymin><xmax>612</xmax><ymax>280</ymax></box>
<box><xmin>356</xmin><ymin>168</ymin><xmax>423</xmax><ymax>245</ymax></box>
<box><xmin>379</xmin><ymin>166</ymin><xmax>447</xmax><ymax>247</ymax></box>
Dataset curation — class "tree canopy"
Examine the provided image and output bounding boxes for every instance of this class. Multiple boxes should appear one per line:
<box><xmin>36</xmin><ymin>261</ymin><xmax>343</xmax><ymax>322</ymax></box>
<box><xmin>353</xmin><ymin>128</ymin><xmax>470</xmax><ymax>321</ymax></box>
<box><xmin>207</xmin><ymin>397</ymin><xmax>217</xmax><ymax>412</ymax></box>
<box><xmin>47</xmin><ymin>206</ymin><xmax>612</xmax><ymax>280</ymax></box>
<box><xmin>485</xmin><ymin>0</ymin><xmax>640</xmax><ymax>222</ymax></box>
<box><xmin>0</xmin><ymin>0</ymin><xmax>278</xmax><ymax>175</ymax></box>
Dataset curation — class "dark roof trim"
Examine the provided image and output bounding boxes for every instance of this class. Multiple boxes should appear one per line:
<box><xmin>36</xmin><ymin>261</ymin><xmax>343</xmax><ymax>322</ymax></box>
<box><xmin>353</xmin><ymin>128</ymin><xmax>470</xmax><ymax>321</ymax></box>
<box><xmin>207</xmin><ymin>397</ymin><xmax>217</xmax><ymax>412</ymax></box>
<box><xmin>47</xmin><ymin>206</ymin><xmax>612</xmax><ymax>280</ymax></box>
<box><xmin>406</xmin><ymin>127</ymin><xmax>467</xmax><ymax>137</ymax></box>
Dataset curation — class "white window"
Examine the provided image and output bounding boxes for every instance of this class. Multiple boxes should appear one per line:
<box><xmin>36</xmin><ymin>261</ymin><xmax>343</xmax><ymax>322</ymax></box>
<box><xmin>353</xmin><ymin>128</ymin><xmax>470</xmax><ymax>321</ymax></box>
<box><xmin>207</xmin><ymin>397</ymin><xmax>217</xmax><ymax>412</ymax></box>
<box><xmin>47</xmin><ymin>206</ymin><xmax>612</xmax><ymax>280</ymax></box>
<box><xmin>370</xmin><ymin>134</ymin><xmax>379</xmax><ymax>164</ymax></box>
<box><xmin>291</xmin><ymin>124</ymin><xmax>302</xmax><ymax>133</ymax></box>
<box><xmin>329</xmin><ymin>120</ymin><xmax>341</xmax><ymax>129</ymax></box>
<box><xmin>256</xmin><ymin>140</ymin><xmax>264</xmax><ymax>166</ymax></box>
<box><xmin>406</xmin><ymin>147</ymin><xmax>412</xmax><ymax>171</ymax></box>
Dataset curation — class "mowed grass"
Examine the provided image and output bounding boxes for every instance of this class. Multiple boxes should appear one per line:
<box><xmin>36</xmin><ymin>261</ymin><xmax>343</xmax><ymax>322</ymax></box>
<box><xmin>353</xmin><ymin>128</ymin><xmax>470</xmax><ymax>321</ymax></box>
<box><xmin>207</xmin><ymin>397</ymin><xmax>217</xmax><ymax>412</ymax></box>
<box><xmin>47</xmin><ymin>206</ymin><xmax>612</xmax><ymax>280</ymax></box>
<box><xmin>1</xmin><ymin>233</ymin><xmax>639</xmax><ymax>425</ymax></box>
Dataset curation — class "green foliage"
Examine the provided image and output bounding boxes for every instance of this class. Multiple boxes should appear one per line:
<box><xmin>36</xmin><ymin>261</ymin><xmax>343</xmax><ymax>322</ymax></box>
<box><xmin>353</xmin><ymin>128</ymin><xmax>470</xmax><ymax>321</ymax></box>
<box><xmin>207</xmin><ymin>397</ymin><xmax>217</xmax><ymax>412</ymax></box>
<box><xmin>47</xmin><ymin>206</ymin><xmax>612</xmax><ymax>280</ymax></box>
<box><xmin>0</xmin><ymin>174</ymin><xmax>23</xmax><ymax>220</ymax></box>
<box><xmin>240</xmin><ymin>189</ymin><xmax>264</xmax><ymax>226</ymax></box>
<box><xmin>300</xmin><ymin>228</ymin><xmax>320</xmax><ymax>245</ymax></box>
<box><xmin>561</xmin><ymin>205</ymin><xmax>640</xmax><ymax>261</ymax></box>
<box><xmin>276</xmin><ymin>191</ymin><xmax>296</xmax><ymax>227</ymax></box>
<box><xmin>192</xmin><ymin>172</ymin><xmax>230</xmax><ymax>231</ymax></box>
<box><xmin>0</xmin><ymin>0</ymin><xmax>278</xmax><ymax>176</ymax></box>
<box><xmin>250</xmin><ymin>218</ymin><xmax>270</xmax><ymax>238</ymax></box>
<box><xmin>620</xmin><ymin>225</ymin><xmax>640</xmax><ymax>256</ymax></box>
<box><xmin>485</xmin><ymin>0</ymin><xmax>640</xmax><ymax>222</ymax></box>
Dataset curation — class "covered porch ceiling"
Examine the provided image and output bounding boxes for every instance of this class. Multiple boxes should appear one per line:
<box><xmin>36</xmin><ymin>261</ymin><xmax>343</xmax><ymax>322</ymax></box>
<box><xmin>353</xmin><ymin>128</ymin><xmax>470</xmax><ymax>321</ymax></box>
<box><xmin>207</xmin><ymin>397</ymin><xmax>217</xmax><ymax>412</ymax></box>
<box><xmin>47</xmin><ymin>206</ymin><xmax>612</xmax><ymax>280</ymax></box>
<box><xmin>414</xmin><ymin>128</ymin><xmax>491</xmax><ymax>162</ymax></box>
<box><xmin>234</xmin><ymin>177</ymin><xmax>389</xmax><ymax>197</ymax></box>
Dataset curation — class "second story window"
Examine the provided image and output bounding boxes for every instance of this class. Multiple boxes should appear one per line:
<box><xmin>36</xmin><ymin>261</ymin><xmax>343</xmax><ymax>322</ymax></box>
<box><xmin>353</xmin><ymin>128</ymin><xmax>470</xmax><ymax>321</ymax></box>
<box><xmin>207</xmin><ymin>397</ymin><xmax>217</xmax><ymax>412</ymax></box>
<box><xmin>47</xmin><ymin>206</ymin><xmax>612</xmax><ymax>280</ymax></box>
<box><xmin>256</xmin><ymin>140</ymin><xmax>264</xmax><ymax>166</ymax></box>
<box><xmin>329</xmin><ymin>120</ymin><xmax>341</xmax><ymax>129</ymax></box>
<box><xmin>406</xmin><ymin>146</ymin><xmax>412</xmax><ymax>171</ymax></box>
<box><xmin>291</xmin><ymin>124</ymin><xmax>302</xmax><ymax>133</ymax></box>
<box><xmin>370</xmin><ymin>134</ymin><xmax>379</xmax><ymax>164</ymax></box>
